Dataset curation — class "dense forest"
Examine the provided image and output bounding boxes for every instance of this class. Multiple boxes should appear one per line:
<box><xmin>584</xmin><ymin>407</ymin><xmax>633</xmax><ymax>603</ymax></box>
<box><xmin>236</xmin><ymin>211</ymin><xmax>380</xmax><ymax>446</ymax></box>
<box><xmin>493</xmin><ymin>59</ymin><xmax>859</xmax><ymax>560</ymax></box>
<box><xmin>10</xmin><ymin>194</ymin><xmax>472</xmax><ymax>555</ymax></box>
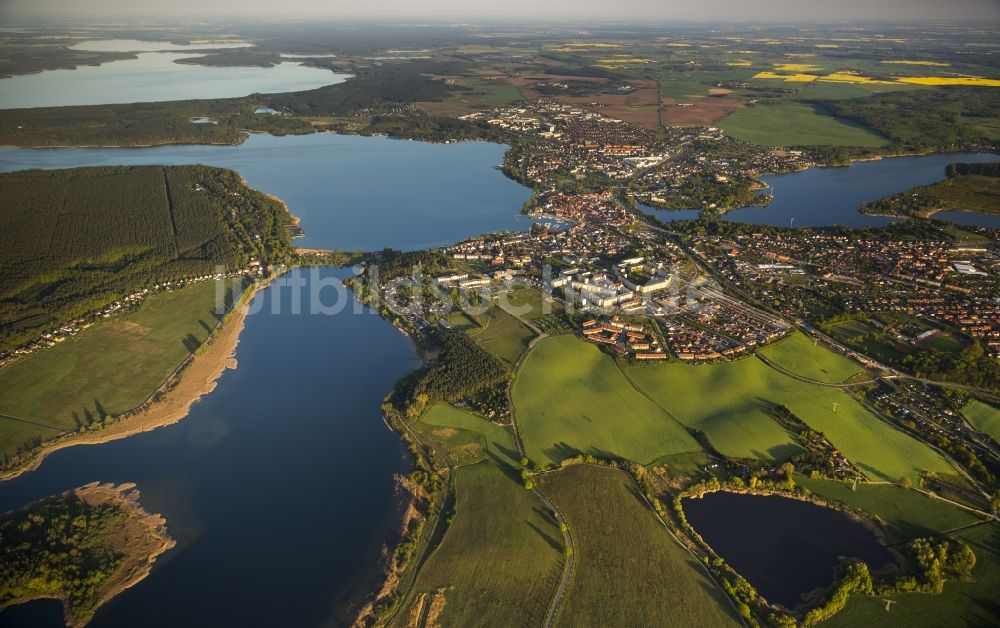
<box><xmin>404</xmin><ymin>330</ymin><xmax>510</xmax><ymax>414</ymax></box>
<box><xmin>0</xmin><ymin>165</ymin><xmax>295</xmax><ymax>349</ymax></box>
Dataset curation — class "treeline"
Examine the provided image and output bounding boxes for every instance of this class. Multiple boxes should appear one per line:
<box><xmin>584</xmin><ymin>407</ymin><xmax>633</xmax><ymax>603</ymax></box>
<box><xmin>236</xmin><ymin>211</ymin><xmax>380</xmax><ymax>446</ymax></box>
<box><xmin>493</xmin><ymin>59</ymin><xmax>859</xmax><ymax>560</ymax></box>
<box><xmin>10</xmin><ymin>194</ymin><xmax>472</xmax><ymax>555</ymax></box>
<box><xmin>802</xmin><ymin>562</ymin><xmax>873</xmax><ymax>626</ymax></box>
<box><xmin>403</xmin><ymin>330</ymin><xmax>509</xmax><ymax>415</ymax></box>
<box><xmin>946</xmin><ymin>162</ymin><xmax>1000</xmax><ymax>178</ymax></box>
<box><xmin>901</xmin><ymin>340</ymin><xmax>1000</xmax><ymax>393</ymax></box>
<box><xmin>0</xmin><ymin>165</ymin><xmax>294</xmax><ymax>349</ymax></box>
<box><xmin>820</xmin><ymin>88</ymin><xmax>1000</xmax><ymax>153</ymax></box>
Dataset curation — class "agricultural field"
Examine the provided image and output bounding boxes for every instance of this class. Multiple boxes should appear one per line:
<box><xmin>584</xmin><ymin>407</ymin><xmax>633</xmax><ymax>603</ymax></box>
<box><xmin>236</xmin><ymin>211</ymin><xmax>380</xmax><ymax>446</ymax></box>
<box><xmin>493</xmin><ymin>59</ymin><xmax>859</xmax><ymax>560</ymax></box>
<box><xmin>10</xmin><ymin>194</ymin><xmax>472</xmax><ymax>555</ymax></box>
<box><xmin>396</xmin><ymin>461</ymin><xmax>563</xmax><ymax>627</ymax></box>
<box><xmin>0</xmin><ymin>278</ymin><xmax>244</xmax><ymax>458</ymax></box>
<box><xmin>625</xmin><ymin>355</ymin><xmax>955</xmax><ymax>482</ymax></box>
<box><xmin>409</xmin><ymin>403</ymin><xmax>519</xmax><ymax>469</ymax></box>
<box><xmin>447</xmin><ymin>306</ymin><xmax>535</xmax><ymax>365</ymax></box>
<box><xmin>512</xmin><ymin>335</ymin><xmax>701</xmax><ymax>466</ymax></box>
<box><xmin>757</xmin><ymin>331</ymin><xmax>865</xmax><ymax>383</ymax></box>
<box><xmin>962</xmin><ymin>400</ymin><xmax>1000</xmax><ymax>442</ymax></box>
<box><xmin>718</xmin><ymin>102</ymin><xmax>889</xmax><ymax>147</ymax></box>
<box><xmin>540</xmin><ymin>465</ymin><xmax>741</xmax><ymax>627</ymax></box>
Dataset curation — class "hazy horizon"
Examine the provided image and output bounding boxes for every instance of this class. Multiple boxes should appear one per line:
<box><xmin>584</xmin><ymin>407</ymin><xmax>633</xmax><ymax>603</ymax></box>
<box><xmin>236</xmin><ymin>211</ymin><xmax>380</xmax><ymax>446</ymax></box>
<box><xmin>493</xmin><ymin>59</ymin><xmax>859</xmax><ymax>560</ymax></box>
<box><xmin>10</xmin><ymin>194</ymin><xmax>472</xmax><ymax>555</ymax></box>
<box><xmin>2</xmin><ymin>0</ymin><xmax>999</xmax><ymax>24</ymax></box>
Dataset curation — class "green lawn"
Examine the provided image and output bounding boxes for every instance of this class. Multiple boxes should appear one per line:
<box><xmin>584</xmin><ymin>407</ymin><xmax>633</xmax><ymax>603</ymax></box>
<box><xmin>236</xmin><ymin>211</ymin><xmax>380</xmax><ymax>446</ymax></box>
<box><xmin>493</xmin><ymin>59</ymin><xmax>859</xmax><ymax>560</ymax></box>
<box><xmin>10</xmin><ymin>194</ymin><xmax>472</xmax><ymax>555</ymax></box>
<box><xmin>625</xmin><ymin>355</ymin><xmax>954</xmax><ymax>482</ymax></box>
<box><xmin>719</xmin><ymin>102</ymin><xmax>889</xmax><ymax>147</ymax></box>
<box><xmin>758</xmin><ymin>332</ymin><xmax>865</xmax><ymax>383</ymax></box>
<box><xmin>513</xmin><ymin>335</ymin><xmax>701</xmax><ymax>466</ymax></box>
<box><xmin>398</xmin><ymin>461</ymin><xmax>563</xmax><ymax>627</ymax></box>
<box><xmin>448</xmin><ymin>306</ymin><xmax>535</xmax><ymax>365</ymax></box>
<box><xmin>962</xmin><ymin>400</ymin><xmax>1000</xmax><ymax>442</ymax></box>
<box><xmin>541</xmin><ymin>465</ymin><xmax>741</xmax><ymax>627</ymax></box>
<box><xmin>0</xmin><ymin>279</ymin><xmax>243</xmax><ymax>457</ymax></box>
<box><xmin>410</xmin><ymin>403</ymin><xmax>519</xmax><ymax>469</ymax></box>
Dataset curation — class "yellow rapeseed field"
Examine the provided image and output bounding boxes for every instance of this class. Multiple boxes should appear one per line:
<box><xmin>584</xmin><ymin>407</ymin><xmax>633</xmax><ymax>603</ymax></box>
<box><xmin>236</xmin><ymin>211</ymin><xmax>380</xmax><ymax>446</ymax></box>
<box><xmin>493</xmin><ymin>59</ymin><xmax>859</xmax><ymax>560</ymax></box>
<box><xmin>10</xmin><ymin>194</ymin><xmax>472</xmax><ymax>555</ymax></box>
<box><xmin>774</xmin><ymin>63</ymin><xmax>821</xmax><ymax>72</ymax></box>
<box><xmin>895</xmin><ymin>76</ymin><xmax>1000</xmax><ymax>86</ymax></box>
<box><xmin>819</xmin><ymin>71</ymin><xmax>894</xmax><ymax>84</ymax></box>
<box><xmin>882</xmin><ymin>60</ymin><xmax>950</xmax><ymax>67</ymax></box>
<box><xmin>752</xmin><ymin>71</ymin><xmax>818</xmax><ymax>82</ymax></box>
<box><xmin>727</xmin><ymin>61</ymin><xmax>752</xmax><ymax>67</ymax></box>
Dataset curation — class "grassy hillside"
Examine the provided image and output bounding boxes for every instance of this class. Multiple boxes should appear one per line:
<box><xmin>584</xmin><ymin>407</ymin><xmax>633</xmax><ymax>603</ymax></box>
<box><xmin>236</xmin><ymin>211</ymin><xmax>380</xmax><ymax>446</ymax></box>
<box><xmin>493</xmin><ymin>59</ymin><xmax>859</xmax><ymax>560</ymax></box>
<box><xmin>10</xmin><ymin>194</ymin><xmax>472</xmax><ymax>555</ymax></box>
<box><xmin>626</xmin><ymin>356</ymin><xmax>954</xmax><ymax>482</ymax></box>
<box><xmin>758</xmin><ymin>332</ymin><xmax>865</xmax><ymax>383</ymax></box>
<box><xmin>0</xmin><ymin>165</ymin><xmax>293</xmax><ymax>350</ymax></box>
<box><xmin>397</xmin><ymin>462</ymin><xmax>563</xmax><ymax>627</ymax></box>
<box><xmin>962</xmin><ymin>400</ymin><xmax>1000</xmax><ymax>442</ymax></box>
<box><xmin>0</xmin><ymin>279</ymin><xmax>244</xmax><ymax>458</ymax></box>
<box><xmin>718</xmin><ymin>103</ymin><xmax>888</xmax><ymax>147</ymax></box>
<box><xmin>513</xmin><ymin>335</ymin><xmax>701</xmax><ymax>466</ymax></box>
<box><xmin>541</xmin><ymin>465</ymin><xmax>741</xmax><ymax>627</ymax></box>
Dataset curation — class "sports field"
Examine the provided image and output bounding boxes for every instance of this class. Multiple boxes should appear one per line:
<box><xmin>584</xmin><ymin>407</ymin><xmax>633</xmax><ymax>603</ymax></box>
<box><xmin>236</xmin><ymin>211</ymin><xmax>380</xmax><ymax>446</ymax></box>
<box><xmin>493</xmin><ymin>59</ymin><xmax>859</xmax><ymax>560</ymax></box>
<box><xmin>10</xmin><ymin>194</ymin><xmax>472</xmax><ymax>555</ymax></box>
<box><xmin>757</xmin><ymin>332</ymin><xmax>865</xmax><ymax>383</ymax></box>
<box><xmin>398</xmin><ymin>461</ymin><xmax>564</xmax><ymax>627</ymax></box>
<box><xmin>718</xmin><ymin>102</ymin><xmax>889</xmax><ymax>147</ymax></box>
<box><xmin>0</xmin><ymin>279</ymin><xmax>243</xmax><ymax>457</ymax></box>
<box><xmin>626</xmin><ymin>355</ymin><xmax>954</xmax><ymax>482</ymax></box>
<box><xmin>411</xmin><ymin>404</ymin><xmax>519</xmax><ymax>469</ymax></box>
<box><xmin>512</xmin><ymin>335</ymin><xmax>701</xmax><ymax>466</ymax></box>
<box><xmin>541</xmin><ymin>465</ymin><xmax>741</xmax><ymax>627</ymax></box>
<box><xmin>962</xmin><ymin>400</ymin><xmax>1000</xmax><ymax>442</ymax></box>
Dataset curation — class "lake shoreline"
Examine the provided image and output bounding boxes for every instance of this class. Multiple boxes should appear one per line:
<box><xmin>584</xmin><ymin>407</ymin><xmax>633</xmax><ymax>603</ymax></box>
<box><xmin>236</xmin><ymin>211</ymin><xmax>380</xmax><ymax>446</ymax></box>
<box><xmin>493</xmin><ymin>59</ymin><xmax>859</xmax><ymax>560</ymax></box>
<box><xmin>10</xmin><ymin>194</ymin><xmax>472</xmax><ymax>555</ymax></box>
<box><xmin>0</xmin><ymin>277</ymin><xmax>267</xmax><ymax>483</ymax></box>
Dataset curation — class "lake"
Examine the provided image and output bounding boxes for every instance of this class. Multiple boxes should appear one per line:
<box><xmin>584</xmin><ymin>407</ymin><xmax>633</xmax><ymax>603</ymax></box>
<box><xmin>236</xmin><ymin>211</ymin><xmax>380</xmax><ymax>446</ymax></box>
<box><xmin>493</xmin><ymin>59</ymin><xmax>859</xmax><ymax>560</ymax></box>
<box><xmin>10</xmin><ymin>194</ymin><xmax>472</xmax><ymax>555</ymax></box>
<box><xmin>0</xmin><ymin>53</ymin><xmax>342</xmax><ymax>109</ymax></box>
<box><xmin>682</xmin><ymin>492</ymin><xmax>895</xmax><ymax>609</ymax></box>
<box><xmin>0</xmin><ymin>133</ymin><xmax>534</xmax><ymax>251</ymax></box>
<box><xmin>0</xmin><ymin>268</ymin><xmax>418</xmax><ymax>628</ymax></box>
<box><xmin>640</xmin><ymin>152</ymin><xmax>1000</xmax><ymax>228</ymax></box>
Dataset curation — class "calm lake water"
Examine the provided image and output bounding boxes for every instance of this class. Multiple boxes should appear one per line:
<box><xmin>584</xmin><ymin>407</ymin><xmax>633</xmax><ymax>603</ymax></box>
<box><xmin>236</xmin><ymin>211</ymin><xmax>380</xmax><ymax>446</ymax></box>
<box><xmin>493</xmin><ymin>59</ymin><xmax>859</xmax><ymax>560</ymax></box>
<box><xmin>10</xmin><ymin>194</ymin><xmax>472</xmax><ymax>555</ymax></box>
<box><xmin>0</xmin><ymin>133</ymin><xmax>533</xmax><ymax>251</ymax></box>
<box><xmin>69</xmin><ymin>39</ymin><xmax>253</xmax><ymax>52</ymax></box>
<box><xmin>640</xmin><ymin>152</ymin><xmax>1000</xmax><ymax>228</ymax></box>
<box><xmin>682</xmin><ymin>492</ymin><xmax>895</xmax><ymax>609</ymax></box>
<box><xmin>0</xmin><ymin>268</ymin><xmax>417</xmax><ymax>628</ymax></box>
<box><xmin>0</xmin><ymin>53</ymin><xmax>342</xmax><ymax>109</ymax></box>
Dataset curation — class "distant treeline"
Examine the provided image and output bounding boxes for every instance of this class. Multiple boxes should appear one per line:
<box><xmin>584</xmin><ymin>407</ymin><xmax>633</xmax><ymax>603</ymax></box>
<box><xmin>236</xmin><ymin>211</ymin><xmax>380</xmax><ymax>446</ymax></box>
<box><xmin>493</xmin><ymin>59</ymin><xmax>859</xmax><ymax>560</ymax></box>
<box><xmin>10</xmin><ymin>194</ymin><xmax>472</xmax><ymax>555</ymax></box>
<box><xmin>946</xmin><ymin>162</ymin><xmax>1000</xmax><ymax>178</ymax></box>
<box><xmin>0</xmin><ymin>165</ymin><xmax>294</xmax><ymax>349</ymax></box>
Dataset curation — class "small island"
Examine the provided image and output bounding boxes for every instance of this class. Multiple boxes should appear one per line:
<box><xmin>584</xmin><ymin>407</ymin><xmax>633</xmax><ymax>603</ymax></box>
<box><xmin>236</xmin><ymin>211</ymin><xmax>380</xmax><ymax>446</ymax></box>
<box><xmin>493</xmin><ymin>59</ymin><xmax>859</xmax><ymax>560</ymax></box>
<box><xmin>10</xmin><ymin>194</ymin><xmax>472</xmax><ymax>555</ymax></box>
<box><xmin>0</xmin><ymin>482</ymin><xmax>175</xmax><ymax>627</ymax></box>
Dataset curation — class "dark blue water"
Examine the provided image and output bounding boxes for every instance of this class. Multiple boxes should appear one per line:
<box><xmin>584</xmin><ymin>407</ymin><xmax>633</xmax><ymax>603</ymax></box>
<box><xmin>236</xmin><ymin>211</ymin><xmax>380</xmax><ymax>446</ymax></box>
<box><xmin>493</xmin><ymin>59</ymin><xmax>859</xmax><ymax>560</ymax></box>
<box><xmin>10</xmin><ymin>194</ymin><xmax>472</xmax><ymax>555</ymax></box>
<box><xmin>0</xmin><ymin>133</ymin><xmax>533</xmax><ymax>251</ymax></box>
<box><xmin>639</xmin><ymin>152</ymin><xmax>999</xmax><ymax>228</ymax></box>
<box><xmin>932</xmin><ymin>210</ymin><xmax>1000</xmax><ymax>228</ymax></box>
<box><xmin>0</xmin><ymin>268</ymin><xmax>419</xmax><ymax>627</ymax></box>
<box><xmin>682</xmin><ymin>492</ymin><xmax>895</xmax><ymax>609</ymax></box>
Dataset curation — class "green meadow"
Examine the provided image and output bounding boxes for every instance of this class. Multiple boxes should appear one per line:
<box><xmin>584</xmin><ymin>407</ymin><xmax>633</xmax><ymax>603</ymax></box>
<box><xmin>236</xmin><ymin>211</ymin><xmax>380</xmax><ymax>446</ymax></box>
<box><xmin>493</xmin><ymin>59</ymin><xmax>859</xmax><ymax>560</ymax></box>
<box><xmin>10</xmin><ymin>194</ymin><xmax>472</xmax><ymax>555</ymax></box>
<box><xmin>626</xmin><ymin>355</ymin><xmax>954</xmax><ymax>482</ymax></box>
<box><xmin>411</xmin><ymin>403</ymin><xmax>519</xmax><ymax>469</ymax></box>
<box><xmin>512</xmin><ymin>335</ymin><xmax>701</xmax><ymax>466</ymax></box>
<box><xmin>0</xmin><ymin>279</ymin><xmax>243</xmax><ymax>457</ymax></box>
<box><xmin>397</xmin><ymin>461</ymin><xmax>563</xmax><ymax>627</ymax></box>
<box><xmin>541</xmin><ymin>465</ymin><xmax>741</xmax><ymax>627</ymax></box>
<box><xmin>757</xmin><ymin>332</ymin><xmax>865</xmax><ymax>383</ymax></box>
<box><xmin>962</xmin><ymin>400</ymin><xmax>1000</xmax><ymax>442</ymax></box>
<box><xmin>719</xmin><ymin>102</ymin><xmax>889</xmax><ymax>147</ymax></box>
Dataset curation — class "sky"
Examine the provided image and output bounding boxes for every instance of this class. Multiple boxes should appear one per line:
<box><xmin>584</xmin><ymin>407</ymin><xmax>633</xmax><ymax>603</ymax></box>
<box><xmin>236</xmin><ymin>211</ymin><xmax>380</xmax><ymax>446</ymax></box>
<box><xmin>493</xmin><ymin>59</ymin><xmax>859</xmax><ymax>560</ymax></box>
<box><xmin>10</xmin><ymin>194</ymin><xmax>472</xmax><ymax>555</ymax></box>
<box><xmin>2</xmin><ymin>0</ymin><xmax>999</xmax><ymax>23</ymax></box>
